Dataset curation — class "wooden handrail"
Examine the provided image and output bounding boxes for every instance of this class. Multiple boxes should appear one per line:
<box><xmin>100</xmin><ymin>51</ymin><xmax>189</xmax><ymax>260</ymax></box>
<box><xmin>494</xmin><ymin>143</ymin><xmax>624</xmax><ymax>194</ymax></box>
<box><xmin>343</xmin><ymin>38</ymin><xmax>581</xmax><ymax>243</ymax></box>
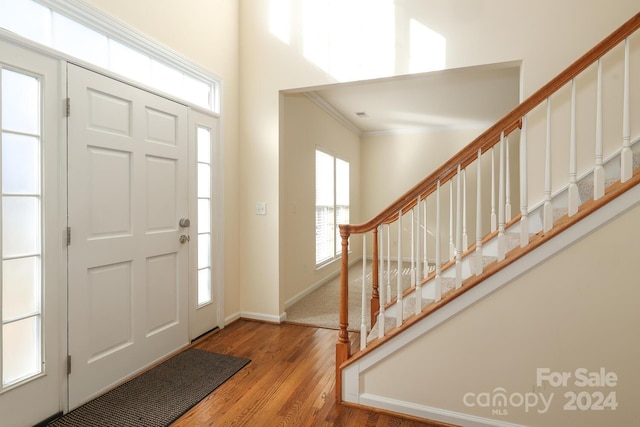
<box><xmin>339</xmin><ymin>11</ymin><xmax>640</xmax><ymax>237</ymax></box>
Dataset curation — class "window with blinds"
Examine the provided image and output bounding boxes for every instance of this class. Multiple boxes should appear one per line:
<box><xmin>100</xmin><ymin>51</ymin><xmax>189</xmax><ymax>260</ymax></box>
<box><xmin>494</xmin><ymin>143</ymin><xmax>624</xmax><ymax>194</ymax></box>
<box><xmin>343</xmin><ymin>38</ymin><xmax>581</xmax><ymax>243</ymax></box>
<box><xmin>315</xmin><ymin>149</ymin><xmax>349</xmax><ymax>266</ymax></box>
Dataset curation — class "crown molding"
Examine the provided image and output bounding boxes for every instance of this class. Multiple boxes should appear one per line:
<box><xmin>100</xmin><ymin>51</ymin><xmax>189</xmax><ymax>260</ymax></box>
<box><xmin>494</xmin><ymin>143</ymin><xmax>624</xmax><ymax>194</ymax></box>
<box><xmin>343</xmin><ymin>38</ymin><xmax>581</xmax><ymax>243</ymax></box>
<box><xmin>303</xmin><ymin>91</ymin><xmax>363</xmax><ymax>136</ymax></box>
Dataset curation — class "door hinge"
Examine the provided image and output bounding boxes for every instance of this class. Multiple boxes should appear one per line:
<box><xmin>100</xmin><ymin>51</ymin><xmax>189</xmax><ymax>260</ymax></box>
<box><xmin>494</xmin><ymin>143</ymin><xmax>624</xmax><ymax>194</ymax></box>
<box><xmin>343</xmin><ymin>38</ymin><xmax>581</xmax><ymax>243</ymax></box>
<box><xmin>67</xmin><ymin>355</ymin><xmax>72</xmax><ymax>375</ymax></box>
<box><xmin>66</xmin><ymin>97</ymin><xmax>71</xmax><ymax>117</ymax></box>
<box><xmin>66</xmin><ymin>226</ymin><xmax>71</xmax><ymax>246</ymax></box>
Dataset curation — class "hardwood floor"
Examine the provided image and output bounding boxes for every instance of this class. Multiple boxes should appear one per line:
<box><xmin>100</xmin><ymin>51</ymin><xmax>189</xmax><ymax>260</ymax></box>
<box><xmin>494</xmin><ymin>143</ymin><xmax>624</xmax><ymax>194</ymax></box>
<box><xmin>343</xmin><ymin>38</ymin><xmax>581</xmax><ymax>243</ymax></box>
<box><xmin>171</xmin><ymin>320</ymin><xmax>447</xmax><ymax>426</ymax></box>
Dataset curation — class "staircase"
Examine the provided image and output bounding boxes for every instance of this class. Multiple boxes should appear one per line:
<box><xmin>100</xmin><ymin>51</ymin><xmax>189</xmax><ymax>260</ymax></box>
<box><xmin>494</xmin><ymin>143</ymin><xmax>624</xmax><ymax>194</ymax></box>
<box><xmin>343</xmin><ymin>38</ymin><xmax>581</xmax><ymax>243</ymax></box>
<box><xmin>335</xmin><ymin>12</ymin><xmax>640</xmax><ymax>426</ymax></box>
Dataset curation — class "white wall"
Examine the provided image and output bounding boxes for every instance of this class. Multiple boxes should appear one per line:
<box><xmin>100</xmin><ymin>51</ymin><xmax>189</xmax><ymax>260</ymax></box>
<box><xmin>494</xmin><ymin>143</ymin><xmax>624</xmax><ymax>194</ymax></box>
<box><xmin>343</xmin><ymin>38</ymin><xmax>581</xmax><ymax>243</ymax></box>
<box><xmin>360</xmin><ymin>200</ymin><xmax>640</xmax><ymax>426</ymax></box>
<box><xmin>82</xmin><ymin>0</ymin><xmax>243</xmax><ymax>320</ymax></box>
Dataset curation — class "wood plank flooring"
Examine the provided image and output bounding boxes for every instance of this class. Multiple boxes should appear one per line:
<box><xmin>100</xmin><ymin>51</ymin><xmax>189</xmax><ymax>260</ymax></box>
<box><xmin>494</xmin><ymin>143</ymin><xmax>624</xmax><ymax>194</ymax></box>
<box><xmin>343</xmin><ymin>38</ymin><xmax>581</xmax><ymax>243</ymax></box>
<box><xmin>171</xmin><ymin>320</ymin><xmax>446</xmax><ymax>426</ymax></box>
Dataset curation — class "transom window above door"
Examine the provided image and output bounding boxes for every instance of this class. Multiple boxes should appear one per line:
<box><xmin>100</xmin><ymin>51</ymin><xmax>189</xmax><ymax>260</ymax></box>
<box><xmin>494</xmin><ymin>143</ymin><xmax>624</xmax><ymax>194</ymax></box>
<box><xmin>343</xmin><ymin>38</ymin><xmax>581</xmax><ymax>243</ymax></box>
<box><xmin>0</xmin><ymin>0</ymin><xmax>219</xmax><ymax>113</ymax></box>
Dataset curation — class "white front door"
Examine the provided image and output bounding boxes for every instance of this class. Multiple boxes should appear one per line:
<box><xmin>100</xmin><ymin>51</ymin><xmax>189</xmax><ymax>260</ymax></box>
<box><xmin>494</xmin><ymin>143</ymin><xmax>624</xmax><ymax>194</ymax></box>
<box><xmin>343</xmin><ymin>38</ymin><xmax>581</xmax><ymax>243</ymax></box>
<box><xmin>0</xmin><ymin>41</ymin><xmax>64</xmax><ymax>426</ymax></box>
<box><xmin>67</xmin><ymin>64</ymin><xmax>190</xmax><ymax>408</ymax></box>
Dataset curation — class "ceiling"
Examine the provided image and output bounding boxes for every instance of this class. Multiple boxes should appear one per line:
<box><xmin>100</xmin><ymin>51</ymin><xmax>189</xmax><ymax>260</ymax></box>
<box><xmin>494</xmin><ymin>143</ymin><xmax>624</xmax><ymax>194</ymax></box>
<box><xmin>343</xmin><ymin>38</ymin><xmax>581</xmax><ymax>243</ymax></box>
<box><xmin>295</xmin><ymin>61</ymin><xmax>521</xmax><ymax>135</ymax></box>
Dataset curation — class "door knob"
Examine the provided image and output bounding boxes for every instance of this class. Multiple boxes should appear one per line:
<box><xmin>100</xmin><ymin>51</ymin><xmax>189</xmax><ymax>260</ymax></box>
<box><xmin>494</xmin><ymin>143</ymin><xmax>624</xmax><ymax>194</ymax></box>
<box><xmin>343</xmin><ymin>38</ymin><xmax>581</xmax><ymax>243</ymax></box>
<box><xmin>179</xmin><ymin>218</ymin><xmax>191</xmax><ymax>227</ymax></box>
<box><xmin>179</xmin><ymin>234</ymin><xmax>190</xmax><ymax>244</ymax></box>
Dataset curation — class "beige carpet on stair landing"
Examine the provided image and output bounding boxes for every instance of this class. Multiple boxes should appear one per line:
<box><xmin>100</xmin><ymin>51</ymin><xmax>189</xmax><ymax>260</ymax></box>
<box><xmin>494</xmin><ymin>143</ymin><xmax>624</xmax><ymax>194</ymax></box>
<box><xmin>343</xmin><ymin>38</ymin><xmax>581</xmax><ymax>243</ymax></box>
<box><xmin>284</xmin><ymin>262</ymin><xmax>414</xmax><ymax>332</ymax></box>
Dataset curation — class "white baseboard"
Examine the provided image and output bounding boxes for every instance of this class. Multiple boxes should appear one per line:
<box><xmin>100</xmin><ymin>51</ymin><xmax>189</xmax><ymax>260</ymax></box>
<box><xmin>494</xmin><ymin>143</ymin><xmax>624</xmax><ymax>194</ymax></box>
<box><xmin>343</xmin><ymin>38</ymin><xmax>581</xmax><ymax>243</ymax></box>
<box><xmin>237</xmin><ymin>311</ymin><xmax>283</xmax><ymax>324</ymax></box>
<box><xmin>225</xmin><ymin>311</ymin><xmax>282</xmax><ymax>324</ymax></box>
<box><xmin>224</xmin><ymin>312</ymin><xmax>241</xmax><ymax>326</ymax></box>
<box><xmin>359</xmin><ymin>394</ymin><xmax>526</xmax><ymax>427</ymax></box>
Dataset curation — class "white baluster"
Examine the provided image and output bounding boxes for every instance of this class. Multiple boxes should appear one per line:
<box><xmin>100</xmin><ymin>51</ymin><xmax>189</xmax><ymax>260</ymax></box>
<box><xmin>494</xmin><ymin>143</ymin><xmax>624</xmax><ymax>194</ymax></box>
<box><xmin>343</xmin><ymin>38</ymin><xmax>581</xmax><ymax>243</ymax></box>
<box><xmin>621</xmin><ymin>38</ymin><xmax>632</xmax><ymax>182</ymax></box>
<box><xmin>379</xmin><ymin>222</ymin><xmax>385</xmax><ymax>303</ymax></box>
<box><xmin>497</xmin><ymin>132</ymin><xmax>506</xmax><ymax>261</ymax></box>
<box><xmin>396</xmin><ymin>209</ymin><xmax>403</xmax><ymax>328</ymax></box>
<box><xmin>360</xmin><ymin>234</ymin><xmax>367</xmax><ymax>350</ymax></box>
<box><xmin>435</xmin><ymin>181</ymin><xmax>442</xmax><ymax>301</ymax></box>
<box><xmin>449</xmin><ymin>181</ymin><xmax>455</xmax><ymax>259</ymax></box>
<box><xmin>376</xmin><ymin>224</ymin><xmax>384</xmax><ymax>338</ymax></box>
<box><xmin>490</xmin><ymin>147</ymin><xmax>497</xmax><ymax>232</ymax></box>
<box><xmin>386</xmin><ymin>224</ymin><xmax>391</xmax><ymax>304</ymax></box>
<box><xmin>474</xmin><ymin>148</ymin><xmax>483</xmax><ymax>275</ymax></box>
<box><xmin>379</xmin><ymin>226</ymin><xmax>387</xmax><ymax>339</ymax></box>
<box><xmin>423</xmin><ymin>197</ymin><xmax>429</xmax><ymax>278</ymax></box>
<box><xmin>415</xmin><ymin>196</ymin><xmax>422</xmax><ymax>315</ymax></box>
<box><xmin>505</xmin><ymin>135</ymin><xmax>512</xmax><ymax>221</ymax></box>
<box><xmin>462</xmin><ymin>168</ymin><xmax>468</xmax><ymax>251</ymax></box>
<box><xmin>594</xmin><ymin>59</ymin><xmax>605</xmax><ymax>200</ymax></box>
<box><xmin>410</xmin><ymin>207</ymin><xmax>416</xmax><ymax>287</ymax></box>
<box><xmin>568</xmin><ymin>78</ymin><xmax>580</xmax><ymax>217</ymax></box>
<box><xmin>455</xmin><ymin>166</ymin><xmax>462</xmax><ymax>288</ymax></box>
<box><xmin>543</xmin><ymin>98</ymin><xmax>553</xmax><ymax>232</ymax></box>
<box><xmin>520</xmin><ymin>116</ymin><xmax>529</xmax><ymax>247</ymax></box>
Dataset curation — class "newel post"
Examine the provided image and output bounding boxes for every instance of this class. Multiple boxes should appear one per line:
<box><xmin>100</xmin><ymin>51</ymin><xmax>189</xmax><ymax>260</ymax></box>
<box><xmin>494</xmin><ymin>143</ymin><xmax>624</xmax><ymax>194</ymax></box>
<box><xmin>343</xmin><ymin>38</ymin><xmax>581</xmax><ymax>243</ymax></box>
<box><xmin>335</xmin><ymin>226</ymin><xmax>351</xmax><ymax>402</ymax></box>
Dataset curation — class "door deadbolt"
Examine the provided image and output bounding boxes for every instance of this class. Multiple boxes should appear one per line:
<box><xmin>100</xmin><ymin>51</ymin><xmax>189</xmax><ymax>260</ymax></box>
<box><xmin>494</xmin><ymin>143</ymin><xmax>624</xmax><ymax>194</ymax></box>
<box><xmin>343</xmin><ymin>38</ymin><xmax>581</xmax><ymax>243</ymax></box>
<box><xmin>179</xmin><ymin>218</ymin><xmax>191</xmax><ymax>227</ymax></box>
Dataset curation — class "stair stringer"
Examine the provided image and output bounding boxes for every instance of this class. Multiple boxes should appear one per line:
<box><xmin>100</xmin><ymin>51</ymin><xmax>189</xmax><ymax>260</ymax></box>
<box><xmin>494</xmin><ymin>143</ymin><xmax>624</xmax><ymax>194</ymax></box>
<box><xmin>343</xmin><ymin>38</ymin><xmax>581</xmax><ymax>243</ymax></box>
<box><xmin>342</xmin><ymin>181</ymin><xmax>640</xmax><ymax>427</ymax></box>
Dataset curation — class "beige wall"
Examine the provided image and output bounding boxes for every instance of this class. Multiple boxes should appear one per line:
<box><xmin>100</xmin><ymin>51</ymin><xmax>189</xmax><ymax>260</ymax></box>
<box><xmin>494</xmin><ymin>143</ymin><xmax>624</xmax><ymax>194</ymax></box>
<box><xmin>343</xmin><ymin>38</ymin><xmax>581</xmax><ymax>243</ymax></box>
<box><xmin>361</xmin><ymin>201</ymin><xmax>640</xmax><ymax>426</ymax></box>
<box><xmin>241</xmin><ymin>0</ymin><xmax>639</xmax><ymax>319</ymax></box>
<box><xmin>281</xmin><ymin>94</ymin><xmax>361</xmax><ymax>304</ymax></box>
<box><xmin>82</xmin><ymin>0</ymin><xmax>243</xmax><ymax>319</ymax></box>
<box><xmin>81</xmin><ymin>1</ymin><xmax>639</xmax><ymax>321</ymax></box>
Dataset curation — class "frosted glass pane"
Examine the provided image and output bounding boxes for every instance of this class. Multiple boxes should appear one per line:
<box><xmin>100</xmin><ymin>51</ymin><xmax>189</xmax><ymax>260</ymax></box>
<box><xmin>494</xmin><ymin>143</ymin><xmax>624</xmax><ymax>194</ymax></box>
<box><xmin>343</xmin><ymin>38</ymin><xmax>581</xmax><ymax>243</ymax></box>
<box><xmin>2</xmin><ymin>69</ymin><xmax>40</xmax><ymax>134</ymax></box>
<box><xmin>109</xmin><ymin>39</ymin><xmax>151</xmax><ymax>83</ymax></box>
<box><xmin>2</xmin><ymin>133</ymin><xmax>40</xmax><ymax>194</ymax></box>
<box><xmin>2</xmin><ymin>196</ymin><xmax>40</xmax><ymax>257</ymax></box>
<box><xmin>198</xmin><ymin>199</ymin><xmax>210</xmax><ymax>234</ymax></box>
<box><xmin>2</xmin><ymin>257</ymin><xmax>40</xmax><ymax>321</ymax></box>
<box><xmin>183</xmin><ymin>74</ymin><xmax>211</xmax><ymax>110</ymax></box>
<box><xmin>2</xmin><ymin>316</ymin><xmax>41</xmax><ymax>386</ymax></box>
<box><xmin>52</xmin><ymin>12</ymin><xmax>108</xmax><ymax>68</ymax></box>
<box><xmin>197</xmin><ymin>268</ymin><xmax>211</xmax><ymax>306</ymax></box>
<box><xmin>151</xmin><ymin>60</ymin><xmax>182</xmax><ymax>98</ymax></box>
<box><xmin>198</xmin><ymin>233</ymin><xmax>210</xmax><ymax>269</ymax></box>
<box><xmin>0</xmin><ymin>0</ymin><xmax>51</xmax><ymax>46</ymax></box>
<box><xmin>197</xmin><ymin>127</ymin><xmax>211</xmax><ymax>164</ymax></box>
<box><xmin>197</xmin><ymin>163</ymin><xmax>211</xmax><ymax>198</ymax></box>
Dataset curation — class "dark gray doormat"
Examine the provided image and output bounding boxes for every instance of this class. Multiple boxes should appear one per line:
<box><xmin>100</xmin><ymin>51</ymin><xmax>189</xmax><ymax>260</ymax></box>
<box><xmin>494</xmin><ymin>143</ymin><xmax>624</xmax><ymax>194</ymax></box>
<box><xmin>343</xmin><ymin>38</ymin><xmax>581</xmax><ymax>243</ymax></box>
<box><xmin>49</xmin><ymin>348</ymin><xmax>250</xmax><ymax>427</ymax></box>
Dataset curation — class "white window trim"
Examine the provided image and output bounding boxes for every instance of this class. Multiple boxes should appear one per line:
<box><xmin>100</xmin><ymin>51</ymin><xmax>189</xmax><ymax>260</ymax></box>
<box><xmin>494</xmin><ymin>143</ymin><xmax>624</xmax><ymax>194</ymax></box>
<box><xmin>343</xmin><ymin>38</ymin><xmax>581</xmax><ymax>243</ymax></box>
<box><xmin>34</xmin><ymin>0</ymin><xmax>221</xmax><ymax>113</ymax></box>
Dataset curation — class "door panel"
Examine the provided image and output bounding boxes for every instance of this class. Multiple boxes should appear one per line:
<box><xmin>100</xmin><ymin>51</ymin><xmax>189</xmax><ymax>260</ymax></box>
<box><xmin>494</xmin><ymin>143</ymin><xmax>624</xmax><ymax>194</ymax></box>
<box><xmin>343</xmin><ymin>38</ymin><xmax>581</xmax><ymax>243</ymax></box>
<box><xmin>67</xmin><ymin>64</ymin><xmax>189</xmax><ymax>408</ymax></box>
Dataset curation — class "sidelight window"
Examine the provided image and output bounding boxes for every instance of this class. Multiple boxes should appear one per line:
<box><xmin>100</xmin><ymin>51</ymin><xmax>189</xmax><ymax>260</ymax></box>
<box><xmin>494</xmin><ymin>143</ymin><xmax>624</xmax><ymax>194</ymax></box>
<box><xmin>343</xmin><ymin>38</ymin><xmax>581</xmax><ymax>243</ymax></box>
<box><xmin>1</xmin><ymin>68</ymin><xmax>43</xmax><ymax>388</ymax></box>
<box><xmin>197</xmin><ymin>126</ymin><xmax>213</xmax><ymax>307</ymax></box>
